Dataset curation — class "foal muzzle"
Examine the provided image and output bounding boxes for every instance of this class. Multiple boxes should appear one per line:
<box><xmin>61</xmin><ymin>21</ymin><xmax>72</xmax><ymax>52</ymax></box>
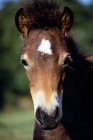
<box><xmin>35</xmin><ymin>106</ymin><xmax>62</xmax><ymax>129</ymax></box>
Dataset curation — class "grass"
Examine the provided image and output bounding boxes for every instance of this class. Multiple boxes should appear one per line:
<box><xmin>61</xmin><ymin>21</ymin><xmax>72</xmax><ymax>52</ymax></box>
<box><xmin>0</xmin><ymin>109</ymin><xmax>34</xmax><ymax>140</ymax></box>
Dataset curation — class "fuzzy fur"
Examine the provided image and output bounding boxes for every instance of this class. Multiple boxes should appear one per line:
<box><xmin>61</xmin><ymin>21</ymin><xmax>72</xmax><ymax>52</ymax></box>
<box><xmin>21</xmin><ymin>0</ymin><xmax>62</xmax><ymax>30</ymax></box>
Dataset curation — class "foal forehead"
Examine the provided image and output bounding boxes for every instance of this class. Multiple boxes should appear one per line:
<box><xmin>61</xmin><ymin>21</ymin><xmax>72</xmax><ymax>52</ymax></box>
<box><xmin>37</xmin><ymin>39</ymin><xmax>52</xmax><ymax>55</ymax></box>
<box><xmin>22</xmin><ymin>29</ymin><xmax>68</xmax><ymax>57</ymax></box>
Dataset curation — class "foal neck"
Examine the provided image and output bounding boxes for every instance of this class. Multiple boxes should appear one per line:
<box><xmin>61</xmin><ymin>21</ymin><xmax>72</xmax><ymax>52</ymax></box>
<box><xmin>33</xmin><ymin>121</ymin><xmax>70</xmax><ymax>140</ymax></box>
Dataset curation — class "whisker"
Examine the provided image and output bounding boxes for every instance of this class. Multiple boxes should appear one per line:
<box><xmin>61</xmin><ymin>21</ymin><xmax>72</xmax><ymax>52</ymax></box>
<box><xmin>67</xmin><ymin>64</ymin><xmax>74</xmax><ymax>71</ymax></box>
<box><xmin>64</xmin><ymin>64</ymin><xmax>74</xmax><ymax>72</ymax></box>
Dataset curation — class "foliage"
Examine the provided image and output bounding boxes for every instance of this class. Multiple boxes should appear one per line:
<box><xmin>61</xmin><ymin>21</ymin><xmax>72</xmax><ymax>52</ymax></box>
<box><xmin>0</xmin><ymin>1</ymin><xmax>29</xmax><ymax>109</ymax></box>
<box><xmin>0</xmin><ymin>0</ymin><xmax>93</xmax><ymax>109</ymax></box>
<box><xmin>0</xmin><ymin>109</ymin><xmax>34</xmax><ymax>140</ymax></box>
<box><xmin>63</xmin><ymin>0</ymin><xmax>93</xmax><ymax>52</ymax></box>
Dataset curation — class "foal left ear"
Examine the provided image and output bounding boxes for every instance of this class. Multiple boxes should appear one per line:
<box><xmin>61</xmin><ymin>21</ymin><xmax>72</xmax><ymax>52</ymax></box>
<box><xmin>60</xmin><ymin>7</ymin><xmax>73</xmax><ymax>35</ymax></box>
<box><xmin>15</xmin><ymin>8</ymin><xmax>28</xmax><ymax>37</ymax></box>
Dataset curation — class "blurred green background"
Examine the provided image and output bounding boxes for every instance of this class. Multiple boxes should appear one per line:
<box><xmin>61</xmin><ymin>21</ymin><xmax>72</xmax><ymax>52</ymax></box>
<box><xmin>0</xmin><ymin>0</ymin><xmax>93</xmax><ymax>139</ymax></box>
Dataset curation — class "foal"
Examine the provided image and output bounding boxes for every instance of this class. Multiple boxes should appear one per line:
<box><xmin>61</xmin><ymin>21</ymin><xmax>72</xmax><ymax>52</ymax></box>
<box><xmin>15</xmin><ymin>0</ymin><xmax>93</xmax><ymax>140</ymax></box>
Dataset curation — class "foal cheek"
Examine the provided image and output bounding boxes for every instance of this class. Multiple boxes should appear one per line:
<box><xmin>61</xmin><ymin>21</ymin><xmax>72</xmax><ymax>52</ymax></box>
<box><xmin>29</xmin><ymin>86</ymin><xmax>36</xmax><ymax>101</ymax></box>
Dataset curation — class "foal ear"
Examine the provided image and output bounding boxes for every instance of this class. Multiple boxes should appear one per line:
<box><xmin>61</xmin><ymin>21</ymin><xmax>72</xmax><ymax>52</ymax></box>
<box><xmin>60</xmin><ymin>7</ymin><xmax>73</xmax><ymax>35</ymax></box>
<box><xmin>15</xmin><ymin>8</ymin><xmax>28</xmax><ymax>37</ymax></box>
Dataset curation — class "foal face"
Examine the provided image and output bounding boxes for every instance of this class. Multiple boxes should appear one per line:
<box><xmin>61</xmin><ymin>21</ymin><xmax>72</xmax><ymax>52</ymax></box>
<box><xmin>15</xmin><ymin>3</ymin><xmax>73</xmax><ymax>129</ymax></box>
<box><xmin>21</xmin><ymin>29</ymin><xmax>68</xmax><ymax>129</ymax></box>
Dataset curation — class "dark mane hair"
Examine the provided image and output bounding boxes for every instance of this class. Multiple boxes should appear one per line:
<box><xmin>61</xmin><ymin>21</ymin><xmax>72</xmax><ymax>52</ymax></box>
<box><xmin>21</xmin><ymin>0</ymin><xmax>62</xmax><ymax>29</ymax></box>
<box><xmin>65</xmin><ymin>36</ymin><xmax>93</xmax><ymax>75</ymax></box>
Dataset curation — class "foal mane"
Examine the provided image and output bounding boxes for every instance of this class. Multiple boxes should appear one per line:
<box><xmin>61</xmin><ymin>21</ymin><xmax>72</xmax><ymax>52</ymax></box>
<box><xmin>65</xmin><ymin>35</ymin><xmax>93</xmax><ymax>77</ymax></box>
<box><xmin>21</xmin><ymin>0</ymin><xmax>62</xmax><ymax>29</ymax></box>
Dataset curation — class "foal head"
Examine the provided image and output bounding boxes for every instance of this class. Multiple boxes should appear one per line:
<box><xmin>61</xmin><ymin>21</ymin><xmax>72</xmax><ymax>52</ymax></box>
<box><xmin>15</xmin><ymin>0</ymin><xmax>73</xmax><ymax>129</ymax></box>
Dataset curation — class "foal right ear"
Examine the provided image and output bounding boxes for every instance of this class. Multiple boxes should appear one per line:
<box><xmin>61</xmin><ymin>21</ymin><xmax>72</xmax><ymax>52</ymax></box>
<box><xmin>60</xmin><ymin>7</ymin><xmax>73</xmax><ymax>36</ymax></box>
<box><xmin>15</xmin><ymin>8</ymin><xmax>28</xmax><ymax>37</ymax></box>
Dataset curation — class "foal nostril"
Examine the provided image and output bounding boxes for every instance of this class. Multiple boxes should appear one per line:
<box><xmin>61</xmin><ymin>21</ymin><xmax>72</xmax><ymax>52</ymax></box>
<box><xmin>36</xmin><ymin>107</ymin><xmax>62</xmax><ymax>128</ymax></box>
<box><xmin>36</xmin><ymin>107</ymin><xmax>44</xmax><ymax>124</ymax></box>
<box><xmin>54</xmin><ymin>107</ymin><xmax>62</xmax><ymax>122</ymax></box>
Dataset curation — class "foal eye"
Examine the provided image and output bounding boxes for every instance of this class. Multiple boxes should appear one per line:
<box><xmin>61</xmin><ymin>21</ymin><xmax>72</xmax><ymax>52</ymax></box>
<box><xmin>64</xmin><ymin>57</ymin><xmax>68</xmax><ymax>65</ymax></box>
<box><xmin>21</xmin><ymin>59</ymin><xmax>28</xmax><ymax>66</ymax></box>
<box><xmin>64</xmin><ymin>54</ymin><xmax>73</xmax><ymax>65</ymax></box>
